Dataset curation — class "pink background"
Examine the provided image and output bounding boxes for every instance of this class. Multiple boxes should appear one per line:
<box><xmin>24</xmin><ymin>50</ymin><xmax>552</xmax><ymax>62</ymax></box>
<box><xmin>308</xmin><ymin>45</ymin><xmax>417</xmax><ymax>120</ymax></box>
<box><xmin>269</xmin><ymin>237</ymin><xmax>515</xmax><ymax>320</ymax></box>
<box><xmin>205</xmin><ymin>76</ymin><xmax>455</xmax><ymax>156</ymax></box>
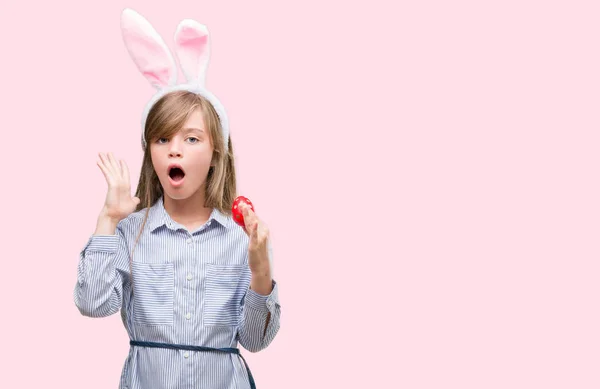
<box><xmin>2</xmin><ymin>0</ymin><xmax>600</xmax><ymax>387</ymax></box>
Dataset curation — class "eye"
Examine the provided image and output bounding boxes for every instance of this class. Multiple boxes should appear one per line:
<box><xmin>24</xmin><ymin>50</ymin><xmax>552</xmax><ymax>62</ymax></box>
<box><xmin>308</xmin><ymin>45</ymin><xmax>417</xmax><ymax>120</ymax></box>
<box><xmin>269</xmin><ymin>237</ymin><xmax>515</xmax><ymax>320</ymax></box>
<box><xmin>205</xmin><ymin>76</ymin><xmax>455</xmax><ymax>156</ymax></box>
<box><xmin>157</xmin><ymin>138</ymin><xmax>168</xmax><ymax>144</ymax></box>
<box><xmin>186</xmin><ymin>137</ymin><xmax>200</xmax><ymax>144</ymax></box>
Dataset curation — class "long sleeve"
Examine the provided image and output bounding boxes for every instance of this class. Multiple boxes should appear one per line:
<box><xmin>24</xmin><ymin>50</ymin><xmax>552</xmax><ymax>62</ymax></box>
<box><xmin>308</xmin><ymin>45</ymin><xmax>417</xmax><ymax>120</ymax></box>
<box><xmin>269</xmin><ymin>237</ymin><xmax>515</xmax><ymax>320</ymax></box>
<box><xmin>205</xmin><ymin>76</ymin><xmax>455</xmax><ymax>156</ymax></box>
<box><xmin>237</xmin><ymin>277</ymin><xmax>281</xmax><ymax>353</ymax></box>
<box><xmin>74</xmin><ymin>223</ymin><xmax>130</xmax><ymax>318</ymax></box>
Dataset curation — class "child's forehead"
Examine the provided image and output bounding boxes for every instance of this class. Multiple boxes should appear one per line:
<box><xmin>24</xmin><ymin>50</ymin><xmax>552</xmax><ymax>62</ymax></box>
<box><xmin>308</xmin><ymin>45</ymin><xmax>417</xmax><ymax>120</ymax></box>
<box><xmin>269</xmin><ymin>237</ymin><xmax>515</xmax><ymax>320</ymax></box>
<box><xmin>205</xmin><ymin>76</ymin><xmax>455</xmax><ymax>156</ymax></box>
<box><xmin>151</xmin><ymin>107</ymin><xmax>209</xmax><ymax>139</ymax></box>
<box><xmin>183</xmin><ymin>109</ymin><xmax>206</xmax><ymax>127</ymax></box>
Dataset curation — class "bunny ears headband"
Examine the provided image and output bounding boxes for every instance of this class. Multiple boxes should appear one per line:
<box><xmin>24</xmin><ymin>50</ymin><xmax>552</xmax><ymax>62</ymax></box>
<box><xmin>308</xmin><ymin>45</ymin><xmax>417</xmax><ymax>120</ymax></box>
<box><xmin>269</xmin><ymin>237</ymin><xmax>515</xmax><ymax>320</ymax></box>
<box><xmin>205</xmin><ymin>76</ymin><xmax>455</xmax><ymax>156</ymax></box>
<box><xmin>120</xmin><ymin>8</ymin><xmax>229</xmax><ymax>150</ymax></box>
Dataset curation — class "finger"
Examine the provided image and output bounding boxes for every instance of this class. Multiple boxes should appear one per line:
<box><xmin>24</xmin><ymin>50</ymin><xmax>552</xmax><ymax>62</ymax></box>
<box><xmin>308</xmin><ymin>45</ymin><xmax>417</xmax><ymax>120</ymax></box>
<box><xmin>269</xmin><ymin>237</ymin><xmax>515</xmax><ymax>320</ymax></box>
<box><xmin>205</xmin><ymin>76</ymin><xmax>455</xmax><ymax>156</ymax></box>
<box><xmin>242</xmin><ymin>203</ymin><xmax>256</xmax><ymax>219</ymax></box>
<box><xmin>121</xmin><ymin>159</ymin><xmax>131</xmax><ymax>187</ymax></box>
<box><xmin>256</xmin><ymin>221</ymin><xmax>270</xmax><ymax>246</ymax></box>
<box><xmin>100</xmin><ymin>152</ymin><xmax>116</xmax><ymax>178</ymax></box>
<box><xmin>96</xmin><ymin>158</ymin><xmax>114</xmax><ymax>186</ymax></box>
<box><xmin>239</xmin><ymin>204</ymin><xmax>251</xmax><ymax>235</ymax></box>
<box><xmin>239</xmin><ymin>221</ymin><xmax>249</xmax><ymax>236</ymax></box>
<box><xmin>257</xmin><ymin>221</ymin><xmax>269</xmax><ymax>241</ymax></box>
<box><xmin>251</xmin><ymin>221</ymin><xmax>259</xmax><ymax>241</ymax></box>
<box><xmin>98</xmin><ymin>152</ymin><xmax>109</xmax><ymax>169</ymax></box>
<box><xmin>250</xmin><ymin>216</ymin><xmax>260</xmax><ymax>241</ymax></box>
<box><xmin>118</xmin><ymin>158</ymin><xmax>125</xmax><ymax>177</ymax></box>
<box><xmin>242</xmin><ymin>204</ymin><xmax>257</xmax><ymax>231</ymax></box>
<box><xmin>107</xmin><ymin>152</ymin><xmax>121</xmax><ymax>178</ymax></box>
<box><xmin>242</xmin><ymin>205</ymin><xmax>257</xmax><ymax>237</ymax></box>
<box><xmin>245</xmin><ymin>219</ymin><xmax>258</xmax><ymax>243</ymax></box>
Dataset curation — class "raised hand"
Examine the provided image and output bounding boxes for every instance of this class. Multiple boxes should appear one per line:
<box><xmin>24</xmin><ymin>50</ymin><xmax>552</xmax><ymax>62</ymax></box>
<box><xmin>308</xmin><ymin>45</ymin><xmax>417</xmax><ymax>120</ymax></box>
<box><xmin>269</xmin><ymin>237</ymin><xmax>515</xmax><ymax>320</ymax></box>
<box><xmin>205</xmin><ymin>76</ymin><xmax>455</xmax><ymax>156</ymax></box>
<box><xmin>239</xmin><ymin>203</ymin><xmax>273</xmax><ymax>295</ymax></box>
<box><xmin>97</xmin><ymin>152</ymin><xmax>140</xmax><ymax>223</ymax></box>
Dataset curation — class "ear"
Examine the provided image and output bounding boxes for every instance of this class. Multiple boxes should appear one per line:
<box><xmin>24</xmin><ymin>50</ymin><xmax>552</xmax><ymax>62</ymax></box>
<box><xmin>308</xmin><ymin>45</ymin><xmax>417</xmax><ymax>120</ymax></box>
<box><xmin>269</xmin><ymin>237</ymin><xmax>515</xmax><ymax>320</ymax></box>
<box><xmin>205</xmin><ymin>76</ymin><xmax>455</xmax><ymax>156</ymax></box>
<box><xmin>120</xmin><ymin>8</ymin><xmax>178</xmax><ymax>89</ymax></box>
<box><xmin>173</xmin><ymin>19</ymin><xmax>210</xmax><ymax>87</ymax></box>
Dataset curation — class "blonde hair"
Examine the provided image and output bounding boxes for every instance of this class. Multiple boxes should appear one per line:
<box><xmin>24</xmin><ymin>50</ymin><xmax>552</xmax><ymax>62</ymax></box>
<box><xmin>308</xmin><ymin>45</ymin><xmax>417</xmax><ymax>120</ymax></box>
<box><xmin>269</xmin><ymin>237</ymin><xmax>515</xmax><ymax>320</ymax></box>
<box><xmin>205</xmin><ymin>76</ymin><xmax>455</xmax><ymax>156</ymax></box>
<box><xmin>129</xmin><ymin>90</ymin><xmax>238</xmax><ymax>287</ymax></box>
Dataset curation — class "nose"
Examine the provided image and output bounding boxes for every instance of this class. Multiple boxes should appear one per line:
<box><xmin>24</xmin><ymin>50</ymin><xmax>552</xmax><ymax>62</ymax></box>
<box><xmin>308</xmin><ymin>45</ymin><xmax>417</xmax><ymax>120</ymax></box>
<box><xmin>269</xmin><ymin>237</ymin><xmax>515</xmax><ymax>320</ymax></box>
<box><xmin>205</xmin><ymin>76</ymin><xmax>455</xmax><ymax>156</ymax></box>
<box><xmin>168</xmin><ymin>140</ymin><xmax>182</xmax><ymax>158</ymax></box>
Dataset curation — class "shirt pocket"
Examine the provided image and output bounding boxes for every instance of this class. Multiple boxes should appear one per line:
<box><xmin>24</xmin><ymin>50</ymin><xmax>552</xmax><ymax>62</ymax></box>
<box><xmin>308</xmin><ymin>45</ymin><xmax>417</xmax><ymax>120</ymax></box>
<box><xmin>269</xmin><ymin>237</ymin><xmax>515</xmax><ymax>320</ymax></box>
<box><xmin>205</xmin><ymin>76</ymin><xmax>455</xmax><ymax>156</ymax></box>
<box><xmin>132</xmin><ymin>262</ymin><xmax>174</xmax><ymax>326</ymax></box>
<box><xmin>203</xmin><ymin>264</ymin><xmax>245</xmax><ymax>327</ymax></box>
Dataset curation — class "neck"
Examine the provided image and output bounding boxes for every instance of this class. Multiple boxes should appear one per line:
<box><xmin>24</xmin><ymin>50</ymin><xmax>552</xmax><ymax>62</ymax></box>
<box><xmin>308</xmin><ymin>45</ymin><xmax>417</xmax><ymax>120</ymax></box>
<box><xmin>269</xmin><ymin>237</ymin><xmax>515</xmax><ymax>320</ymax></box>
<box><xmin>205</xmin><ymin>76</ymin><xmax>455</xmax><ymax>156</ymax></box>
<box><xmin>162</xmin><ymin>188</ymin><xmax>212</xmax><ymax>225</ymax></box>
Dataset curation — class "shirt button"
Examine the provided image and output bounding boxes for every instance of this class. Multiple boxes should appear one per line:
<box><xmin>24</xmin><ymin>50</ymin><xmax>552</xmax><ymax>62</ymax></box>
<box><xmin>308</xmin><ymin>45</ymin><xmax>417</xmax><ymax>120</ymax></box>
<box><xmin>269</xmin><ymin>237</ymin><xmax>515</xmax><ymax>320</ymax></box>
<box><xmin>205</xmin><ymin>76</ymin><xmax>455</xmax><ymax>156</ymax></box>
<box><xmin>183</xmin><ymin>352</ymin><xmax>189</xmax><ymax>358</ymax></box>
<box><xmin>187</xmin><ymin>273</ymin><xmax>193</xmax><ymax>281</ymax></box>
<box><xmin>186</xmin><ymin>312</ymin><xmax>192</xmax><ymax>320</ymax></box>
<box><xmin>186</xmin><ymin>238</ymin><xmax>192</xmax><ymax>244</ymax></box>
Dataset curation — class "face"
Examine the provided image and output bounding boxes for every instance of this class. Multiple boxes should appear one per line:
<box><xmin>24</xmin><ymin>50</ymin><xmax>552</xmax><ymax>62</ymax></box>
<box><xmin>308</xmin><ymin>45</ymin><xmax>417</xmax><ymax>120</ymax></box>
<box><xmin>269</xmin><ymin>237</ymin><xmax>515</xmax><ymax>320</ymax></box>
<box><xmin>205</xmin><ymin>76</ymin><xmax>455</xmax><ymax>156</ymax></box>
<box><xmin>150</xmin><ymin>109</ymin><xmax>214</xmax><ymax>201</ymax></box>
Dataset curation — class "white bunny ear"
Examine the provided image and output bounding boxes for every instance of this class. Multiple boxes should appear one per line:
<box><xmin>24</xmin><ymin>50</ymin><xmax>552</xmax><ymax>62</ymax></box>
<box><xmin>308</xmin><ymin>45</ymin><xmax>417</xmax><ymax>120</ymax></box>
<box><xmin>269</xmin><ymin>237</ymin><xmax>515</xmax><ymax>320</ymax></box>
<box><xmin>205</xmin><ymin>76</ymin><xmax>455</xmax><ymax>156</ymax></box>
<box><xmin>120</xmin><ymin>8</ymin><xmax>177</xmax><ymax>89</ymax></box>
<box><xmin>173</xmin><ymin>19</ymin><xmax>210</xmax><ymax>87</ymax></box>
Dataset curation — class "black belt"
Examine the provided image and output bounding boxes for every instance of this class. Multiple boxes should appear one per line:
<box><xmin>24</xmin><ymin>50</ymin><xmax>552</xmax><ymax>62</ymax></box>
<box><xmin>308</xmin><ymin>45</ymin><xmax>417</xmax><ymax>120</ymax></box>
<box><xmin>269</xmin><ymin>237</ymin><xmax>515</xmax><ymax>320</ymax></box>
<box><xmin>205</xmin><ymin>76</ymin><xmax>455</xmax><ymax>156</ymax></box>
<box><xmin>130</xmin><ymin>340</ymin><xmax>256</xmax><ymax>389</ymax></box>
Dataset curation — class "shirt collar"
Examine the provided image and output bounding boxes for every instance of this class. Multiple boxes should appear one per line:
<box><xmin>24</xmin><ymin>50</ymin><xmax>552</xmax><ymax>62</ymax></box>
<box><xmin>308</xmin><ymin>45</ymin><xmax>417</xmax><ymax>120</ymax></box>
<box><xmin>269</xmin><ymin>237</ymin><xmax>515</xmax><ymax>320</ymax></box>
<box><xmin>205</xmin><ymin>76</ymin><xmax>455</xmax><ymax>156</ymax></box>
<box><xmin>147</xmin><ymin>196</ymin><xmax>232</xmax><ymax>232</ymax></box>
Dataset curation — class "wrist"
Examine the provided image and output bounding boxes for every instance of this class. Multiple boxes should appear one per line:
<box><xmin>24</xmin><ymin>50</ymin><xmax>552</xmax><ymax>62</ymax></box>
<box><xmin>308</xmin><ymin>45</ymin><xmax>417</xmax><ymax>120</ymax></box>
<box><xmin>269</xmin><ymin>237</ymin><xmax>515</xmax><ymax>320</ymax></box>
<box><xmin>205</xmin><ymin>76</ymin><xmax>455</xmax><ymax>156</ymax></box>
<box><xmin>250</xmin><ymin>273</ymin><xmax>273</xmax><ymax>296</ymax></box>
<box><xmin>249</xmin><ymin>260</ymin><xmax>271</xmax><ymax>278</ymax></box>
<box><xmin>94</xmin><ymin>210</ymin><xmax>120</xmax><ymax>235</ymax></box>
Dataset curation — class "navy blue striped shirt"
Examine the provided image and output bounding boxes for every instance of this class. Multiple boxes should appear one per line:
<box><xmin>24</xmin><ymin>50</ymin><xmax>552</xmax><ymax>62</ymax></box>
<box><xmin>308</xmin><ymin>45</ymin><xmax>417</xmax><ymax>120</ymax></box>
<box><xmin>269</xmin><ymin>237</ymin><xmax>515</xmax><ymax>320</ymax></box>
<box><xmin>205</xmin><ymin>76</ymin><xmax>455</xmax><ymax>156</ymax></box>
<box><xmin>74</xmin><ymin>197</ymin><xmax>281</xmax><ymax>389</ymax></box>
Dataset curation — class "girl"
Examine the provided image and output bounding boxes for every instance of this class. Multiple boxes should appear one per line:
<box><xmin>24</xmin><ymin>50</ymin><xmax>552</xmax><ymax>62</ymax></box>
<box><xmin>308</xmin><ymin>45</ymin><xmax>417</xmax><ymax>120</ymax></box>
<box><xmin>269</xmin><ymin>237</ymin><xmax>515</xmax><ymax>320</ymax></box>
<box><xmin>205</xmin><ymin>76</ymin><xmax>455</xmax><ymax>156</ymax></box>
<box><xmin>74</xmin><ymin>9</ymin><xmax>280</xmax><ymax>389</ymax></box>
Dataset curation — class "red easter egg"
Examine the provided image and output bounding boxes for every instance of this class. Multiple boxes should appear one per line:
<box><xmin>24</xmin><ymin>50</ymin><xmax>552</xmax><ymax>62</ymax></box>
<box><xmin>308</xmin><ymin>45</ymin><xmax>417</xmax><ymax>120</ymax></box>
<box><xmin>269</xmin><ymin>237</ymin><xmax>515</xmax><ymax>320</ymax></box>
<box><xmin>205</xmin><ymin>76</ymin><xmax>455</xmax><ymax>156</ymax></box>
<box><xmin>232</xmin><ymin>196</ymin><xmax>254</xmax><ymax>227</ymax></box>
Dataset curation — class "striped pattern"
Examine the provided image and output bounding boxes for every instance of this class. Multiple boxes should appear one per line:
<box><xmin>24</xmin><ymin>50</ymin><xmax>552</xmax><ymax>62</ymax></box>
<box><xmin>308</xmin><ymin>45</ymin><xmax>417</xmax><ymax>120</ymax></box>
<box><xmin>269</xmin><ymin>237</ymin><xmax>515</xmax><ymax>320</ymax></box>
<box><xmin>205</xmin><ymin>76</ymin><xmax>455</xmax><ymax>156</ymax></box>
<box><xmin>74</xmin><ymin>197</ymin><xmax>281</xmax><ymax>389</ymax></box>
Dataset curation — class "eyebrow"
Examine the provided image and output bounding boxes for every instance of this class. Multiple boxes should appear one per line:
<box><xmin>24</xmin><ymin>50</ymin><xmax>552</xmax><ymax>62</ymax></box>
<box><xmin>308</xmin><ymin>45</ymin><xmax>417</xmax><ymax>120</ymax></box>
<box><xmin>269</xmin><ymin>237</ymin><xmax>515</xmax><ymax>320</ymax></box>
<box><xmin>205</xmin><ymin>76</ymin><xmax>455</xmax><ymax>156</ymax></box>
<box><xmin>183</xmin><ymin>127</ymin><xmax>205</xmax><ymax>134</ymax></box>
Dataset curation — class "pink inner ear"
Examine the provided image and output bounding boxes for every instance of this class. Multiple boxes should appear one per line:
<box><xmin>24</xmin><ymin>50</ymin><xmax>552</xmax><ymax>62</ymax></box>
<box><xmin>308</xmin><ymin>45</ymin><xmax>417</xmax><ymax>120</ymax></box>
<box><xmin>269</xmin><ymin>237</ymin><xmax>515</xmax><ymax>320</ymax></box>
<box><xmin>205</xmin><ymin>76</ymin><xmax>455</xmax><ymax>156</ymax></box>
<box><xmin>121</xmin><ymin>10</ymin><xmax>176</xmax><ymax>89</ymax></box>
<box><xmin>125</xmin><ymin>33</ymin><xmax>174</xmax><ymax>87</ymax></box>
<box><xmin>174</xmin><ymin>24</ymin><xmax>209</xmax><ymax>84</ymax></box>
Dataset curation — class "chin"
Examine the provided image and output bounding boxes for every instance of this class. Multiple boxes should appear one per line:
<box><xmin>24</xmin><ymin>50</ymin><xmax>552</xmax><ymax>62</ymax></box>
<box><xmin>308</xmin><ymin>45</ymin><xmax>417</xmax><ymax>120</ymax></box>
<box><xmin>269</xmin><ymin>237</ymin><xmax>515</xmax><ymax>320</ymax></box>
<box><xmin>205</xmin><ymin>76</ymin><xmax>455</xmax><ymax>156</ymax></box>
<box><xmin>162</xmin><ymin>188</ymin><xmax>193</xmax><ymax>201</ymax></box>
<box><xmin>163</xmin><ymin>191</ymin><xmax>190</xmax><ymax>201</ymax></box>
<box><xmin>160</xmin><ymin>181</ymin><xmax>204</xmax><ymax>202</ymax></box>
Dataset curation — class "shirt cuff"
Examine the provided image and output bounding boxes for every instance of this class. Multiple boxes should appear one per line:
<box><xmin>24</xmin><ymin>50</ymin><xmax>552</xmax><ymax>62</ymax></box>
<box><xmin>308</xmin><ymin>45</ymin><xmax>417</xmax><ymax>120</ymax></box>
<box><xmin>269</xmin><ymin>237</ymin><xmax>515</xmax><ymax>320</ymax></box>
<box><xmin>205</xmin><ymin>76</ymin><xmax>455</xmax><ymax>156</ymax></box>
<box><xmin>244</xmin><ymin>280</ymin><xmax>280</xmax><ymax>312</ymax></box>
<box><xmin>83</xmin><ymin>235</ymin><xmax>120</xmax><ymax>253</ymax></box>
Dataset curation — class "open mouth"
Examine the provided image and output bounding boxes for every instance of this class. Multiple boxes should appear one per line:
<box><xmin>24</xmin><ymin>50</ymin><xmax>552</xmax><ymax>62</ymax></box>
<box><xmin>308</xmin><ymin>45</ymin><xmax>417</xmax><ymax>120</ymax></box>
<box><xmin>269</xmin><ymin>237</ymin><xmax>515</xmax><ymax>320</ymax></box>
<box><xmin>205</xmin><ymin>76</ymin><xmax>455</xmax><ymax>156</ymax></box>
<box><xmin>168</xmin><ymin>165</ymin><xmax>185</xmax><ymax>182</ymax></box>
